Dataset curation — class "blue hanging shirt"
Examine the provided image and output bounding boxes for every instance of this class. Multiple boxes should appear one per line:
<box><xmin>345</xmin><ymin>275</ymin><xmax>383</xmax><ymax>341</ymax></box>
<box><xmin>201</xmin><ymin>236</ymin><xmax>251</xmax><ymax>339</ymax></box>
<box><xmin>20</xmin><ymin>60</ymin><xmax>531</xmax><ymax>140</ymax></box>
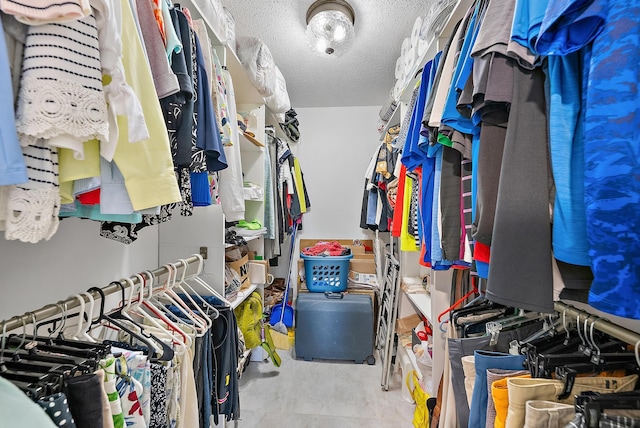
<box><xmin>583</xmin><ymin>1</ymin><xmax>640</xmax><ymax>319</ymax></box>
<box><xmin>536</xmin><ymin>0</ymin><xmax>607</xmax><ymax>55</ymax></box>
<box><xmin>510</xmin><ymin>0</ymin><xmax>550</xmax><ymax>54</ymax></box>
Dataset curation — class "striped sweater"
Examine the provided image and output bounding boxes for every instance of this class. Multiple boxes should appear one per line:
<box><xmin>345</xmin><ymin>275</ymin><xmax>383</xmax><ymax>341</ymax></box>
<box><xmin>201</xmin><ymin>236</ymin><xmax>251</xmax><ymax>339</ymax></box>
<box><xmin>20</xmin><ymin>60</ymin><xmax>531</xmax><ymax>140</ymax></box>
<box><xmin>15</xmin><ymin>13</ymin><xmax>109</xmax><ymax>160</ymax></box>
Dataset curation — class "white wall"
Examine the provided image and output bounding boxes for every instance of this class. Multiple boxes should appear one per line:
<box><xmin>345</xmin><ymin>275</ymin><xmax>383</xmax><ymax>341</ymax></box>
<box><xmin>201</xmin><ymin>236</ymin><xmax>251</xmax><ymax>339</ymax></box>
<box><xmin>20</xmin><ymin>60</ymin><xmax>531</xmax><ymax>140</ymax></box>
<box><xmin>0</xmin><ymin>218</ymin><xmax>159</xmax><ymax>321</ymax></box>
<box><xmin>268</xmin><ymin>105</ymin><xmax>380</xmax><ymax>280</ymax></box>
<box><xmin>292</xmin><ymin>105</ymin><xmax>380</xmax><ymax>241</ymax></box>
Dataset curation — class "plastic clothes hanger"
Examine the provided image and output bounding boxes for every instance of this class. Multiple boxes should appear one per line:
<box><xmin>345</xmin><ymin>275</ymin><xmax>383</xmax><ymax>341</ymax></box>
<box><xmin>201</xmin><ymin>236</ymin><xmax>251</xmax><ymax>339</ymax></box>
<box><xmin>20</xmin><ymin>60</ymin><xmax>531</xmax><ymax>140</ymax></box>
<box><xmin>176</xmin><ymin>275</ymin><xmax>219</xmax><ymax>320</ymax></box>
<box><xmin>80</xmin><ymin>292</ymin><xmax>97</xmax><ymax>343</ymax></box>
<box><xmin>185</xmin><ymin>254</ymin><xmax>233</xmax><ymax>307</ymax></box>
<box><xmin>1</xmin><ymin>317</ymin><xmax>85</xmax><ymax>393</ymax></box>
<box><xmin>174</xmin><ymin>258</ymin><xmax>218</xmax><ymax>324</ymax></box>
<box><xmin>163</xmin><ymin>262</ymin><xmax>210</xmax><ymax>333</ymax></box>
<box><xmin>68</xmin><ymin>294</ymin><xmax>86</xmax><ymax>341</ymax></box>
<box><xmin>152</xmin><ymin>264</ymin><xmax>208</xmax><ymax>337</ymax></box>
<box><xmin>152</xmin><ymin>265</ymin><xmax>206</xmax><ymax>334</ymax></box>
<box><xmin>7</xmin><ymin>312</ymin><xmax>97</xmax><ymax>372</ymax></box>
<box><xmin>126</xmin><ymin>274</ymin><xmax>187</xmax><ymax>349</ymax></box>
<box><xmin>437</xmin><ymin>281</ymin><xmax>479</xmax><ymax>323</ymax></box>
<box><xmin>137</xmin><ymin>270</ymin><xmax>192</xmax><ymax>347</ymax></box>
<box><xmin>2</xmin><ymin>319</ymin><xmax>84</xmax><ymax>377</ymax></box>
<box><xmin>31</xmin><ymin>302</ymin><xmax>106</xmax><ymax>356</ymax></box>
<box><xmin>121</xmin><ymin>275</ymin><xmax>185</xmax><ymax>355</ymax></box>
<box><xmin>576</xmin><ymin>391</ymin><xmax>640</xmax><ymax>427</ymax></box>
<box><xmin>87</xmin><ymin>286</ymin><xmax>158</xmax><ymax>358</ymax></box>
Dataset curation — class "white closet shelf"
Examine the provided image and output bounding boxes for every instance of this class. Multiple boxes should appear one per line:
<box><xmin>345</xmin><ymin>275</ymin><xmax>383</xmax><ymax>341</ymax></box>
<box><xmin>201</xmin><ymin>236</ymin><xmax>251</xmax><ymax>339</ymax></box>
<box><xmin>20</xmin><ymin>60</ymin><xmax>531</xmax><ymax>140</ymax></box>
<box><xmin>182</xmin><ymin>0</ymin><xmax>264</xmax><ymax>106</ymax></box>
<box><xmin>230</xmin><ymin>283</ymin><xmax>258</xmax><ymax>309</ymax></box>
<box><xmin>224</xmin><ymin>234</ymin><xmax>265</xmax><ymax>248</ymax></box>
<box><xmin>405</xmin><ymin>290</ymin><xmax>432</xmax><ymax>324</ymax></box>
<box><xmin>225</xmin><ymin>49</ymin><xmax>265</xmax><ymax>106</ymax></box>
<box><xmin>240</xmin><ymin>132</ymin><xmax>264</xmax><ymax>152</ymax></box>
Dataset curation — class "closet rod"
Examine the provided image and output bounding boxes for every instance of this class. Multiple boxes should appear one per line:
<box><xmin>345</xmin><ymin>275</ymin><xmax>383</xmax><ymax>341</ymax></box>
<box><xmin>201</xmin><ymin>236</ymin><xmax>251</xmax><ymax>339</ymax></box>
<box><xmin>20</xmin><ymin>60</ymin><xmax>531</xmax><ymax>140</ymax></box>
<box><xmin>0</xmin><ymin>254</ymin><xmax>202</xmax><ymax>334</ymax></box>
<box><xmin>554</xmin><ymin>301</ymin><xmax>640</xmax><ymax>346</ymax></box>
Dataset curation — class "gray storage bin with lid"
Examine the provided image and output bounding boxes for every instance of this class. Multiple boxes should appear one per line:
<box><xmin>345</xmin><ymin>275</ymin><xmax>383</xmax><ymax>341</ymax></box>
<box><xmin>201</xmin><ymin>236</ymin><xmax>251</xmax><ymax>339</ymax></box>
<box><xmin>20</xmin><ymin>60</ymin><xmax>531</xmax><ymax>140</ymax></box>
<box><xmin>295</xmin><ymin>292</ymin><xmax>375</xmax><ymax>364</ymax></box>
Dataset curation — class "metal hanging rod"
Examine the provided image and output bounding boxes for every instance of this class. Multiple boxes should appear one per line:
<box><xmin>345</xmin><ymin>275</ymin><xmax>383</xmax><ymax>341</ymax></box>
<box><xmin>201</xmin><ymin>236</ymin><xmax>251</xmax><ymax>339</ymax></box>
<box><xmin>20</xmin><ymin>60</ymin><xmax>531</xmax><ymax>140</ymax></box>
<box><xmin>0</xmin><ymin>255</ymin><xmax>203</xmax><ymax>334</ymax></box>
<box><xmin>554</xmin><ymin>301</ymin><xmax>640</xmax><ymax>346</ymax></box>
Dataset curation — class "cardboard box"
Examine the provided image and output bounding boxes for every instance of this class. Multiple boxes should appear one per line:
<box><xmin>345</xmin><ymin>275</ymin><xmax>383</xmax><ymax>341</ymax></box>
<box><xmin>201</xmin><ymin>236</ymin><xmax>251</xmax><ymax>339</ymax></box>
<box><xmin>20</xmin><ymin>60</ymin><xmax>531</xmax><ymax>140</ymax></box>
<box><xmin>396</xmin><ymin>314</ymin><xmax>422</xmax><ymax>335</ymax></box>
<box><xmin>351</xmin><ymin>252</ymin><xmax>375</xmax><ymax>259</ymax></box>
<box><xmin>349</xmin><ymin>270</ymin><xmax>379</xmax><ymax>287</ymax></box>
<box><xmin>350</xmin><ymin>258</ymin><xmax>376</xmax><ymax>274</ymax></box>
<box><xmin>226</xmin><ymin>254</ymin><xmax>250</xmax><ymax>289</ymax></box>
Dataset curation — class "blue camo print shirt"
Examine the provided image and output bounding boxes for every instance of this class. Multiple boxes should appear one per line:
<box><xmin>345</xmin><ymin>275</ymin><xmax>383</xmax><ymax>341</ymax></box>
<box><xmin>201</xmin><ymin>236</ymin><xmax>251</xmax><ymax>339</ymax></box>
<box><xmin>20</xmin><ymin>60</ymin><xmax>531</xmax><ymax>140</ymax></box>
<box><xmin>582</xmin><ymin>0</ymin><xmax>640</xmax><ymax>319</ymax></box>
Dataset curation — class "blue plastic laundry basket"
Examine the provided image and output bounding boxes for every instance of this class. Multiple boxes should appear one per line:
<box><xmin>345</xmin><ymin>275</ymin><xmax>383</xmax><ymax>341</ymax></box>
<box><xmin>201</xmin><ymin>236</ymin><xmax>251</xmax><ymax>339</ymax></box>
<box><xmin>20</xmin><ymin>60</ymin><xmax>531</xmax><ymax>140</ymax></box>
<box><xmin>301</xmin><ymin>254</ymin><xmax>353</xmax><ymax>292</ymax></box>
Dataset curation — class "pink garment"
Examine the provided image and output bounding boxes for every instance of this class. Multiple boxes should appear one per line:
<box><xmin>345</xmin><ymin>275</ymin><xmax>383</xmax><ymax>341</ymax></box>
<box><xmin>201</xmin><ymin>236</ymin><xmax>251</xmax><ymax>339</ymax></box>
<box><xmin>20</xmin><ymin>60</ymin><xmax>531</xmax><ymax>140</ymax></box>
<box><xmin>0</xmin><ymin>0</ymin><xmax>90</xmax><ymax>25</ymax></box>
<box><xmin>301</xmin><ymin>241</ymin><xmax>349</xmax><ymax>256</ymax></box>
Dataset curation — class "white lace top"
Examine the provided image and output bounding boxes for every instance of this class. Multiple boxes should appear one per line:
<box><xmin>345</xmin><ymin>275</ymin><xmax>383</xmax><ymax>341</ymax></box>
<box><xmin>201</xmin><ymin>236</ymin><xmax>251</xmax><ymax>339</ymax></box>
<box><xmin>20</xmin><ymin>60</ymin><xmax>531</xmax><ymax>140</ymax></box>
<box><xmin>14</xmin><ymin>13</ymin><xmax>109</xmax><ymax>160</ymax></box>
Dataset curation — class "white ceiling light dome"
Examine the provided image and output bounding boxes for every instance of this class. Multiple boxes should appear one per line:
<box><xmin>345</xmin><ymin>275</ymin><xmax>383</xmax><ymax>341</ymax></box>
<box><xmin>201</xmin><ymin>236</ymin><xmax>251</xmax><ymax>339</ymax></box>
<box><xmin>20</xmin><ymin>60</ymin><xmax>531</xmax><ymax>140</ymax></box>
<box><xmin>305</xmin><ymin>0</ymin><xmax>355</xmax><ymax>57</ymax></box>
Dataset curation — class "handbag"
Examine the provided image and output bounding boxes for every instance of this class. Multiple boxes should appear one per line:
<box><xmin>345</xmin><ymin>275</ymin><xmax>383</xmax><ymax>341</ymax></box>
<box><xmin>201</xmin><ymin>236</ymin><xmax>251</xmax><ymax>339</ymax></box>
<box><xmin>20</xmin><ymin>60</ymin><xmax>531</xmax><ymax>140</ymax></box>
<box><xmin>406</xmin><ymin>370</ymin><xmax>431</xmax><ymax>428</ymax></box>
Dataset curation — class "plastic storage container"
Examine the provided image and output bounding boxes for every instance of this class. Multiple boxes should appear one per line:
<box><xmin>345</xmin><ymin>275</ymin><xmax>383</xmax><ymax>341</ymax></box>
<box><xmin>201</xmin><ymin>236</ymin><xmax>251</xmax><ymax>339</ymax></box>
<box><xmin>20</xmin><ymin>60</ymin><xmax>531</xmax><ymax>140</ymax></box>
<box><xmin>301</xmin><ymin>254</ymin><xmax>352</xmax><ymax>292</ymax></box>
<box><xmin>295</xmin><ymin>292</ymin><xmax>375</xmax><ymax>364</ymax></box>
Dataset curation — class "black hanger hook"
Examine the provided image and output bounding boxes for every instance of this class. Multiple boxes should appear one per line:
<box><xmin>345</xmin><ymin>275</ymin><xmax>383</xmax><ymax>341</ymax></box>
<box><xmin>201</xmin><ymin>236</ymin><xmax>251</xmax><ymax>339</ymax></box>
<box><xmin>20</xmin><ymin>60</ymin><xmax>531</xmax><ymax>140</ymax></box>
<box><xmin>87</xmin><ymin>286</ymin><xmax>106</xmax><ymax>323</ymax></box>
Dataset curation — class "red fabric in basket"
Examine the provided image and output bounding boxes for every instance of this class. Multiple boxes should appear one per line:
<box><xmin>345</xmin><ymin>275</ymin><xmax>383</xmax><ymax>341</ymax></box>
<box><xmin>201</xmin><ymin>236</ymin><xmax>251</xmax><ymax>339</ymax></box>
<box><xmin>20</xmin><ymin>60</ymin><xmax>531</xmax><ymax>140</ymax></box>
<box><xmin>301</xmin><ymin>241</ymin><xmax>349</xmax><ymax>257</ymax></box>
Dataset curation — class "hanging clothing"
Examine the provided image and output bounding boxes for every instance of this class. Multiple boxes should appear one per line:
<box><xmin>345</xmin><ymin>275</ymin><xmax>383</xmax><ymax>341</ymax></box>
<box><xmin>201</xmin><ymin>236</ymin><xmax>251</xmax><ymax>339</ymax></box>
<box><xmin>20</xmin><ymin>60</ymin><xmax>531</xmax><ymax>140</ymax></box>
<box><xmin>0</xmin><ymin>0</ymin><xmax>90</xmax><ymax>24</ymax></box>
<box><xmin>15</xmin><ymin>13</ymin><xmax>108</xmax><ymax>159</ymax></box>
<box><xmin>580</xmin><ymin>1</ymin><xmax>640</xmax><ymax>319</ymax></box>
<box><xmin>0</xmin><ymin>15</ymin><xmax>26</xmax><ymax>187</ymax></box>
<box><xmin>134</xmin><ymin>0</ymin><xmax>180</xmax><ymax>99</ymax></box>
<box><xmin>217</xmin><ymin>68</ymin><xmax>245</xmax><ymax>222</ymax></box>
<box><xmin>111</xmin><ymin>0</ymin><xmax>181</xmax><ymax>212</ymax></box>
<box><xmin>4</xmin><ymin>141</ymin><xmax>60</xmax><ymax>243</ymax></box>
<box><xmin>0</xmin><ymin>377</ymin><xmax>58</xmax><ymax>428</ymax></box>
<box><xmin>194</xmin><ymin>33</ymin><xmax>226</xmax><ymax>173</ymax></box>
<box><xmin>485</xmin><ymin>65</ymin><xmax>553</xmax><ymax>313</ymax></box>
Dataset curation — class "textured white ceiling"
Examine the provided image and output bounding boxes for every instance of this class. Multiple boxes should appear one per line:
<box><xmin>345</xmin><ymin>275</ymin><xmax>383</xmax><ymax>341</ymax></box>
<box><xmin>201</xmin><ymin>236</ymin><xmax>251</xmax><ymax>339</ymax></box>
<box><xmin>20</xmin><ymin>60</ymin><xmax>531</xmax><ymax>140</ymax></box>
<box><xmin>221</xmin><ymin>0</ymin><xmax>433</xmax><ymax>108</ymax></box>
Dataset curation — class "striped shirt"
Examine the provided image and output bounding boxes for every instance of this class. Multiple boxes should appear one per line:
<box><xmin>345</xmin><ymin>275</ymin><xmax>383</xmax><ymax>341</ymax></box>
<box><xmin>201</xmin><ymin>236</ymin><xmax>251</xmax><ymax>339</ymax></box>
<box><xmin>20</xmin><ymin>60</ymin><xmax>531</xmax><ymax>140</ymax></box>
<box><xmin>15</xmin><ymin>13</ymin><xmax>108</xmax><ymax>159</ymax></box>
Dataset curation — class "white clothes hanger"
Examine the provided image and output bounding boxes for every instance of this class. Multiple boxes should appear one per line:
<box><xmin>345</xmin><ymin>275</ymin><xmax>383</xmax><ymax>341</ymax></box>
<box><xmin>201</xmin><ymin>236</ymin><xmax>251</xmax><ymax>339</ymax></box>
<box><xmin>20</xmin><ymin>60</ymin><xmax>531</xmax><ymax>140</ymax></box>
<box><xmin>135</xmin><ymin>271</ymin><xmax>191</xmax><ymax>347</ymax></box>
<box><xmin>167</xmin><ymin>260</ymin><xmax>213</xmax><ymax>330</ymax></box>
<box><xmin>80</xmin><ymin>292</ymin><xmax>97</xmax><ymax>343</ymax></box>
<box><xmin>69</xmin><ymin>294</ymin><xmax>86</xmax><ymax>341</ymax></box>
<box><xmin>130</xmin><ymin>273</ymin><xmax>188</xmax><ymax>348</ymax></box>
<box><xmin>154</xmin><ymin>263</ymin><xmax>208</xmax><ymax>337</ymax></box>
<box><xmin>186</xmin><ymin>254</ymin><xmax>233</xmax><ymax>307</ymax></box>
<box><xmin>176</xmin><ymin>258</ymin><xmax>219</xmax><ymax>320</ymax></box>
<box><xmin>176</xmin><ymin>260</ymin><xmax>216</xmax><ymax>324</ymax></box>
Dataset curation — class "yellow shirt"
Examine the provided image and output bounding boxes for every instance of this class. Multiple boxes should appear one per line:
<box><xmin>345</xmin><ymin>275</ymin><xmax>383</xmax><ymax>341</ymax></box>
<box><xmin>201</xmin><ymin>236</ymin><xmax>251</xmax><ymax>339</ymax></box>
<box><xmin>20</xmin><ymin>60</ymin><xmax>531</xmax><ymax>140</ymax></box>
<box><xmin>400</xmin><ymin>174</ymin><xmax>418</xmax><ymax>252</ymax></box>
<box><xmin>112</xmin><ymin>0</ymin><xmax>180</xmax><ymax>210</ymax></box>
<box><xmin>293</xmin><ymin>157</ymin><xmax>307</xmax><ymax>214</ymax></box>
<box><xmin>58</xmin><ymin>140</ymin><xmax>100</xmax><ymax>204</ymax></box>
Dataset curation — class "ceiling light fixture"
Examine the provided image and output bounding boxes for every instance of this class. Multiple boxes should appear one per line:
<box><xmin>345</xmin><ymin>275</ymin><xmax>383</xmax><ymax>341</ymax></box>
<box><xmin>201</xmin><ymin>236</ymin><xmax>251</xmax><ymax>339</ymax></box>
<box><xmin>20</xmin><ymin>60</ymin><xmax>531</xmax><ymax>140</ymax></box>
<box><xmin>305</xmin><ymin>0</ymin><xmax>355</xmax><ymax>57</ymax></box>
